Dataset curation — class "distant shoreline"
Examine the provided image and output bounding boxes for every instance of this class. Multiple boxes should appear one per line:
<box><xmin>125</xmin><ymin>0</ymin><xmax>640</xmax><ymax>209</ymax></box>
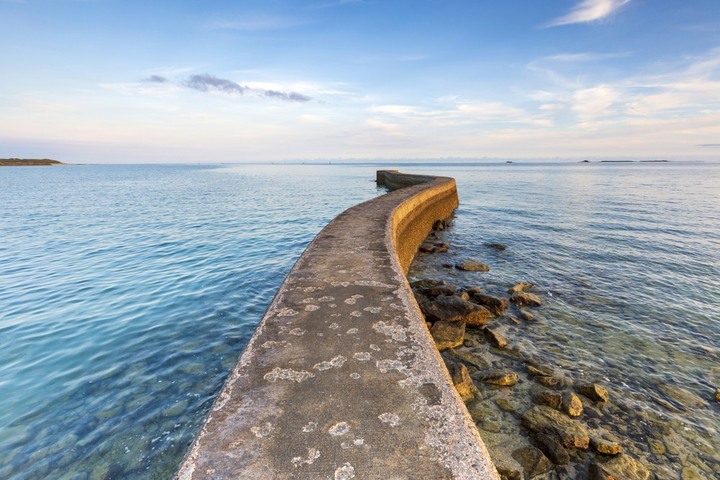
<box><xmin>0</xmin><ymin>158</ymin><xmax>65</xmax><ymax>167</ymax></box>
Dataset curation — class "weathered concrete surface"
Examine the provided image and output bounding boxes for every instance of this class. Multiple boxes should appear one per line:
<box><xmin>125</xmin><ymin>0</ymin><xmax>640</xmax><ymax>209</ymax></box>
<box><xmin>176</xmin><ymin>171</ymin><xmax>499</xmax><ymax>480</ymax></box>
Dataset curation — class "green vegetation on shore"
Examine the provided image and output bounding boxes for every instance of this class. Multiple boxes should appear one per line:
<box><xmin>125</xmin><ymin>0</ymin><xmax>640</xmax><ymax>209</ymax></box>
<box><xmin>0</xmin><ymin>158</ymin><xmax>64</xmax><ymax>166</ymax></box>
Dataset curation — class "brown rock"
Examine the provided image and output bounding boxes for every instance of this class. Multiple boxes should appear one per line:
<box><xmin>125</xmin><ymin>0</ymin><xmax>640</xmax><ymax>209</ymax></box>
<box><xmin>533</xmin><ymin>390</ymin><xmax>563</xmax><ymax>410</ymax></box>
<box><xmin>563</xmin><ymin>392</ymin><xmax>584</xmax><ymax>417</ymax></box>
<box><xmin>657</xmin><ymin>383</ymin><xmax>706</xmax><ymax>410</ymax></box>
<box><xmin>465</xmin><ymin>288</ymin><xmax>509</xmax><ymax>315</ymax></box>
<box><xmin>484</xmin><ymin>242</ymin><xmax>507</xmax><ymax>251</ymax></box>
<box><xmin>589</xmin><ymin>430</ymin><xmax>623</xmax><ymax>456</ymax></box>
<box><xmin>521</xmin><ymin>405</ymin><xmax>590</xmax><ymax>450</ymax></box>
<box><xmin>535</xmin><ymin>376</ymin><xmax>563</xmax><ymax>389</ymax></box>
<box><xmin>414</xmin><ymin>285</ymin><xmax>457</xmax><ymax>298</ymax></box>
<box><xmin>418</xmin><ymin>294</ymin><xmax>493</xmax><ymax>326</ymax></box>
<box><xmin>526</xmin><ymin>364</ymin><xmax>554</xmax><ymax>377</ymax></box>
<box><xmin>456</xmin><ymin>260</ymin><xmax>491</xmax><ymax>272</ymax></box>
<box><xmin>483</xmin><ymin>327</ymin><xmax>508</xmax><ymax>348</ymax></box>
<box><xmin>496</xmin><ymin>468</ymin><xmax>522</xmax><ymax>480</ymax></box>
<box><xmin>495</xmin><ymin>397</ymin><xmax>519</xmax><ymax>413</ymax></box>
<box><xmin>530</xmin><ymin>430</ymin><xmax>570</xmax><ymax>465</ymax></box>
<box><xmin>410</xmin><ymin>279</ymin><xmax>446</xmax><ymax>290</ymax></box>
<box><xmin>446</xmin><ymin>361</ymin><xmax>477</xmax><ymax>403</ymax></box>
<box><xmin>430</xmin><ymin>321</ymin><xmax>465</xmax><ymax>351</ymax></box>
<box><xmin>444</xmin><ymin>348</ymin><xmax>490</xmax><ymax>370</ymax></box>
<box><xmin>508</xmin><ymin>281</ymin><xmax>535</xmax><ymax>294</ymax></box>
<box><xmin>479</xmin><ymin>370</ymin><xmax>520</xmax><ymax>387</ymax></box>
<box><xmin>578</xmin><ymin>383</ymin><xmax>610</xmax><ymax>403</ymax></box>
<box><xmin>590</xmin><ymin>454</ymin><xmax>650</xmax><ymax>480</ymax></box>
<box><xmin>511</xmin><ymin>446</ymin><xmax>553</xmax><ymax>477</ymax></box>
<box><xmin>518</xmin><ymin>309</ymin><xmax>535</xmax><ymax>321</ymax></box>
<box><xmin>714</xmin><ymin>388</ymin><xmax>720</xmax><ymax>402</ymax></box>
<box><xmin>419</xmin><ymin>242</ymin><xmax>449</xmax><ymax>254</ymax></box>
<box><xmin>510</xmin><ymin>292</ymin><xmax>542</xmax><ymax>307</ymax></box>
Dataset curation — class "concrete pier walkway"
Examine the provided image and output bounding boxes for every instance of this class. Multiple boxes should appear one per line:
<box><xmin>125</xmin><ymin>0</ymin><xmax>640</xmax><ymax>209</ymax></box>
<box><xmin>176</xmin><ymin>171</ymin><xmax>498</xmax><ymax>479</ymax></box>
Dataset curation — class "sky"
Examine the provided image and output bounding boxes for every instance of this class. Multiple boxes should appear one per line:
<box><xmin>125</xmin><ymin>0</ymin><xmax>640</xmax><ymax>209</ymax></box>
<box><xmin>2</xmin><ymin>0</ymin><xmax>720</xmax><ymax>163</ymax></box>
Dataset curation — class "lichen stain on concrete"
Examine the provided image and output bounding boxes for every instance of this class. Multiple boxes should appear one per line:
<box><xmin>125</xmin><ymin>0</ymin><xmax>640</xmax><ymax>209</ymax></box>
<box><xmin>313</xmin><ymin>355</ymin><xmax>347</xmax><ymax>371</ymax></box>
<box><xmin>352</xmin><ymin>352</ymin><xmax>371</xmax><ymax>361</ymax></box>
<box><xmin>250</xmin><ymin>422</ymin><xmax>274</xmax><ymax>438</ymax></box>
<box><xmin>263</xmin><ymin>367</ymin><xmax>315</xmax><ymax>383</ymax></box>
<box><xmin>304</xmin><ymin>304</ymin><xmax>320</xmax><ymax>311</ymax></box>
<box><xmin>328</xmin><ymin>422</ymin><xmax>350</xmax><ymax>436</ymax></box>
<box><xmin>372</xmin><ymin>320</ymin><xmax>407</xmax><ymax>342</ymax></box>
<box><xmin>291</xmin><ymin>448</ymin><xmax>320</xmax><ymax>467</ymax></box>
<box><xmin>378</xmin><ymin>412</ymin><xmax>401</xmax><ymax>427</ymax></box>
<box><xmin>334</xmin><ymin>462</ymin><xmax>356</xmax><ymax>480</ymax></box>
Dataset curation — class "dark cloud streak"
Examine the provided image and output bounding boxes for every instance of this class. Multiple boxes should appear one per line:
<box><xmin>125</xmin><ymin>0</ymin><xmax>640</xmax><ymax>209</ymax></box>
<box><xmin>143</xmin><ymin>75</ymin><xmax>169</xmax><ymax>83</ymax></box>
<box><xmin>184</xmin><ymin>74</ymin><xmax>247</xmax><ymax>94</ymax></box>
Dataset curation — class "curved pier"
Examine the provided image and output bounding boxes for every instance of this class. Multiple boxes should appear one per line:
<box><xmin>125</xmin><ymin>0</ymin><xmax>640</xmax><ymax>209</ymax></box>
<box><xmin>176</xmin><ymin>171</ymin><xmax>499</xmax><ymax>479</ymax></box>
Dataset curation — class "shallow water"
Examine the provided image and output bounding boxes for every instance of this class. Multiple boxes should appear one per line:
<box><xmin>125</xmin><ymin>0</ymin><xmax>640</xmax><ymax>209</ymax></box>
<box><xmin>406</xmin><ymin>162</ymin><xmax>720</xmax><ymax>478</ymax></box>
<box><xmin>0</xmin><ymin>163</ymin><xmax>381</xmax><ymax>479</ymax></box>
<box><xmin>1</xmin><ymin>162</ymin><xmax>718</xmax><ymax>479</ymax></box>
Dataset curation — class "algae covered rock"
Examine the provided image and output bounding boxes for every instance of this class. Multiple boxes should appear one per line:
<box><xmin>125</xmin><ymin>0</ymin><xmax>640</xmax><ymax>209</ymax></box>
<box><xmin>590</xmin><ymin>453</ymin><xmax>650</xmax><ymax>480</ymax></box>
<box><xmin>478</xmin><ymin>370</ymin><xmax>520</xmax><ymax>387</ymax></box>
<box><xmin>445</xmin><ymin>360</ymin><xmax>477</xmax><ymax>403</ymax></box>
<box><xmin>510</xmin><ymin>291</ymin><xmax>542</xmax><ymax>307</ymax></box>
<box><xmin>578</xmin><ymin>383</ymin><xmax>610</xmax><ymax>403</ymax></box>
<box><xmin>418</xmin><ymin>294</ymin><xmax>493</xmax><ymax>326</ymax></box>
<box><xmin>430</xmin><ymin>320</ymin><xmax>465</xmax><ymax>351</ymax></box>
<box><xmin>483</xmin><ymin>327</ymin><xmax>509</xmax><ymax>349</ymax></box>
<box><xmin>456</xmin><ymin>260</ymin><xmax>491</xmax><ymax>272</ymax></box>
<box><xmin>521</xmin><ymin>405</ymin><xmax>590</xmax><ymax>450</ymax></box>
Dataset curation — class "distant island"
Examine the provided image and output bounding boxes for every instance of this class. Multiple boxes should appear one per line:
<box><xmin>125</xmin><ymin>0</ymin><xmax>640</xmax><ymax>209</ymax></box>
<box><xmin>579</xmin><ymin>159</ymin><xmax>670</xmax><ymax>163</ymax></box>
<box><xmin>0</xmin><ymin>158</ymin><xmax>64</xmax><ymax>166</ymax></box>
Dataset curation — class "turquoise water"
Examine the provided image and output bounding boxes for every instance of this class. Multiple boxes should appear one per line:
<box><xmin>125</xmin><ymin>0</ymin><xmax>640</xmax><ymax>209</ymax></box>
<box><xmin>0</xmin><ymin>164</ymin><xmax>381</xmax><ymax>479</ymax></box>
<box><xmin>1</xmin><ymin>162</ymin><xmax>719</xmax><ymax>478</ymax></box>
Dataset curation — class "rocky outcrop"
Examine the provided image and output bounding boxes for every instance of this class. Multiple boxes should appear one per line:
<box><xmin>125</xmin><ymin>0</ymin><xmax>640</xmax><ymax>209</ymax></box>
<box><xmin>417</xmin><ymin>294</ymin><xmax>493</xmax><ymax>326</ymax></box>
<box><xmin>589</xmin><ymin>454</ymin><xmax>650</xmax><ymax>480</ymax></box>
<box><xmin>456</xmin><ymin>260</ymin><xmax>491</xmax><ymax>272</ymax></box>
<box><xmin>466</xmin><ymin>288</ymin><xmax>509</xmax><ymax>315</ymax></box>
<box><xmin>431</xmin><ymin>320</ymin><xmax>466</xmax><ymax>351</ymax></box>
<box><xmin>521</xmin><ymin>406</ymin><xmax>590</xmax><ymax>450</ymax></box>
<box><xmin>578</xmin><ymin>383</ymin><xmax>609</xmax><ymax>403</ymax></box>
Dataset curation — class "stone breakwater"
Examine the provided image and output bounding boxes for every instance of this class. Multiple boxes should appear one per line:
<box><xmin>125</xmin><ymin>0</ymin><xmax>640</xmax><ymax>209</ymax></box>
<box><xmin>176</xmin><ymin>172</ymin><xmax>499</xmax><ymax>479</ymax></box>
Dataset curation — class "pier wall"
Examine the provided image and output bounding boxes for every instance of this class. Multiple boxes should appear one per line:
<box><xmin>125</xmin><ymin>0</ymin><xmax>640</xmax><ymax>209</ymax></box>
<box><xmin>176</xmin><ymin>171</ymin><xmax>499</xmax><ymax>479</ymax></box>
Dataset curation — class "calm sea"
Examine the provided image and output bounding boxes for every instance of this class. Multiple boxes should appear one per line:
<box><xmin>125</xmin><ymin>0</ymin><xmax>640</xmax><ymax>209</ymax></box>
<box><xmin>1</xmin><ymin>162</ymin><xmax>718</xmax><ymax>478</ymax></box>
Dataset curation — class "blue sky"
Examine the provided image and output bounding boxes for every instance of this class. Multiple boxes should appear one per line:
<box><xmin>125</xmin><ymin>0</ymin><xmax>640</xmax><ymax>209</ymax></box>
<box><xmin>2</xmin><ymin>0</ymin><xmax>720</xmax><ymax>162</ymax></box>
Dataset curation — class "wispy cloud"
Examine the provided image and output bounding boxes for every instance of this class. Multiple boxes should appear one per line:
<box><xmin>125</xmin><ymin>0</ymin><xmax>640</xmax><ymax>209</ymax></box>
<box><xmin>143</xmin><ymin>75</ymin><xmax>169</xmax><ymax>84</ymax></box>
<box><xmin>546</xmin><ymin>0</ymin><xmax>630</xmax><ymax>27</ymax></box>
<box><xmin>184</xmin><ymin>74</ymin><xmax>247</xmax><ymax>94</ymax></box>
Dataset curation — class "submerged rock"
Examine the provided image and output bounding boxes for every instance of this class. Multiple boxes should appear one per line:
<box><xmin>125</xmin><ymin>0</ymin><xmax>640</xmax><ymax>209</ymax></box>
<box><xmin>456</xmin><ymin>260</ymin><xmax>491</xmax><ymax>272</ymax></box>
<box><xmin>418</xmin><ymin>294</ymin><xmax>493</xmax><ymax>326</ymax></box>
<box><xmin>526</xmin><ymin>364</ymin><xmax>554</xmax><ymax>377</ymax></box>
<box><xmin>578</xmin><ymin>383</ymin><xmax>610</xmax><ymax>403</ymax></box>
<box><xmin>510</xmin><ymin>292</ymin><xmax>542</xmax><ymax>307</ymax></box>
<box><xmin>466</xmin><ymin>288</ymin><xmax>509</xmax><ymax>315</ymax></box>
<box><xmin>446</xmin><ymin>360</ymin><xmax>477</xmax><ymax>403</ymax></box>
<box><xmin>535</xmin><ymin>376</ymin><xmax>564</xmax><ymax>389</ymax></box>
<box><xmin>714</xmin><ymin>388</ymin><xmax>720</xmax><ymax>402</ymax></box>
<box><xmin>533</xmin><ymin>390</ymin><xmax>563</xmax><ymax>410</ymax></box>
<box><xmin>518</xmin><ymin>309</ymin><xmax>535</xmax><ymax>321</ymax></box>
<box><xmin>410</xmin><ymin>279</ymin><xmax>446</xmax><ymax>290</ymax></box>
<box><xmin>657</xmin><ymin>383</ymin><xmax>706</xmax><ymax>410</ymax></box>
<box><xmin>521</xmin><ymin>405</ymin><xmax>590</xmax><ymax>450</ymax></box>
<box><xmin>508</xmin><ymin>281</ymin><xmax>535</xmax><ymax>294</ymax></box>
<box><xmin>444</xmin><ymin>348</ymin><xmax>490</xmax><ymax>370</ymax></box>
<box><xmin>414</xmin><ymin>284</ymin><xmax>457</xmax><ymax>298</ymax></box>
<box><xmin>419</xmin><ymin>242</ymin><xmax>450</xmax><ymax>254</ymax></box>
<box><xmin>589</xmin><ymin>454</ymin><xmax>650</xmax><ymax>480</ymax></box>
<box><xmin>478</xmin><ymin>370</ymin><xmax>520</xmax><ymax>387</ymax></box>
<box><xmin>511</xmin><ymin>446</ymin><xmax>553</xmax><ymax>478</ymax></box>
<box><xmin>430</xmin><ymin>320</ymin><xmax>465</xmax><ymax>351</ymax></box>
<box><xmin>590</xmin><ymin>434</ymin><xmax>623</xmax><ymax>455</ymax></box>
<box><xmin>484</xmin><ymin>242</ymin><xmax>507</xmax><ymax>251</ymax></box>
<box><xmin>530</xmin><ymin>430</ymin><xmax>570</xmax><ymax>465</ymax></box>
<box><xmin>483</xmin><ymin>327</ymin><xmax>509</xmax><ymax>349</ymax></box>
<box><xmin>432</xmin><ymin>219</ymin><xmax>451</xmax><ymax>231</ymax></box>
